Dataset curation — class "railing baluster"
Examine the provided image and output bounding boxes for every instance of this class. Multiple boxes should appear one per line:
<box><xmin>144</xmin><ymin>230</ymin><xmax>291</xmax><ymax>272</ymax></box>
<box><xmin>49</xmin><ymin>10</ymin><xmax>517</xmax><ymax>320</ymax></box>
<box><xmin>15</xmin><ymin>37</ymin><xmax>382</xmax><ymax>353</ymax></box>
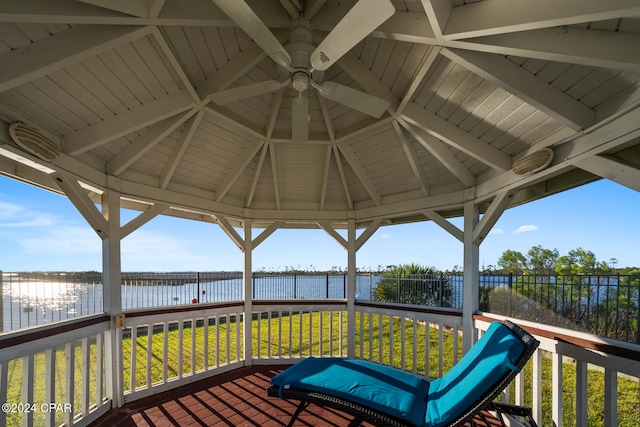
<box><xmin>438</xmin><ymin>323</ymin><xmax>444</xmax><ymax>377</ymax></box>
<box><xmin>575</xmin><ymin>359</ymin><xmax>588</xmax><ymax>426</ymax></box>
<box><xmin>532</xmin><ymin>348</ymin><xmax>542</xmax><ymax>423</ymax></box>
<box><xmin>177</xmin><ymin>321</ymin><xmax>183</xmax><ymax>378</ymax></box>
<box><xmin>191</xmin><ymin>318</ymin><xmax>196</xmax><ymax>375</ymax></box>
<box><xmin>603</xmin><ymin>368</ymin><xmax>618</xmax><ymax>426</ymax></box>
<box><xmin>412</xmin><ymin>319</ymin><xmax>417</xmax><ymax>375</ymax></box>
<box><xmin>22</xmin><ymin>354</ymin><xmax>34</xmax><ymax>426</ymax></box>
<box><xmin>162</xmin><ymin>323</ymin><xmax>168</xmax><ymax>382</ymax></box>
<box><xmin>44</xmin><ymin>348</ymin><xmax>56</xmax><ymax>427</ymax></box>
<box><xmin>64</xmin><ymin>342</ymin><xmax>74</xmax><ymax>426</ymax></box>
<box><xmin>147</xmin><ymin>325</ymin><xmax>153</xmax><ymax>387</ymax></box>
<box><xmin>129</xmin><ymin>327</ymin><xmax>137</xmax><ymax>392</ymax></box>
<box><xmin>96</xmin><ymin>332</ymin><xmax>104</xmax><ymax>405</ymax></box>
<box><xmin>81</xmin><ymin>336</ymin><xmax>90</xmax><ymax>416</ymax></box>
<box><xmin>551</xmin><ymin>352</ymin><xmax>563</xmax><ymax>427</ymax></box>
<box><xmin>0</xmin><ymin>361</ymin><xmax>8</xmax><ymax>427</ymax></box>
<box><xmin>203</xmin><ymin>317</ymin><xmax>209</xmax><ymax>371</ymax></box>
<box><xmin>225</xmin><ymin>314</ymin><xmax>230</xmax><ymax>364</ymax></box>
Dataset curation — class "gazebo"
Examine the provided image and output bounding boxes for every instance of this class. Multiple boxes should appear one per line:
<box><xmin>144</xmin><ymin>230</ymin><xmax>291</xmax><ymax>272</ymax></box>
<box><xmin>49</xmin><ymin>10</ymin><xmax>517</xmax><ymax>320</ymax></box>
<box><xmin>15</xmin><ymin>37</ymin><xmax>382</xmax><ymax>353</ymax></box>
<box><xmin>1</xmin><ymin>1</ymin><xmax>639</xmax><ymax>426</ymax></box>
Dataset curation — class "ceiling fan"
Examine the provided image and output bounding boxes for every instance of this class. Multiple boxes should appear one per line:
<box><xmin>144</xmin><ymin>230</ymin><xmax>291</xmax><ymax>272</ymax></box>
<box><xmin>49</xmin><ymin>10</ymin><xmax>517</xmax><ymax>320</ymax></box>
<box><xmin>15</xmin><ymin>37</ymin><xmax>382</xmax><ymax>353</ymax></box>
<box><xmin>209</xmin><ymin>0</ymin><xmax>395</xmax><ymax>141</ymax></box>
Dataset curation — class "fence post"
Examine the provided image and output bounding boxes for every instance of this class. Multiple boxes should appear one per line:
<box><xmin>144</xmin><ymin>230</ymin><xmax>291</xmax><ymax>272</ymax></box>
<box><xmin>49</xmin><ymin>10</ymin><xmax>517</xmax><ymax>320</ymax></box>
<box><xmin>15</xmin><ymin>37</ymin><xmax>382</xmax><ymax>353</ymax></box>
<box><xmin>326</xmin><ymin>273</ymin><xmax>329</xmax><ymax>298</ymax></box>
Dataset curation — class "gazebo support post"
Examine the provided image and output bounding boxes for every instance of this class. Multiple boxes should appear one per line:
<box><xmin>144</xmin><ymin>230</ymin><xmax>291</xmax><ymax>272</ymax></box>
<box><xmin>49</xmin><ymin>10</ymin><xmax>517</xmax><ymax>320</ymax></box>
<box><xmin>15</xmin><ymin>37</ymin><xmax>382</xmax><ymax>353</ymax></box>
<box><xmin>102</xmin><ymin>188</ymin><xmax>124</xmax><ymax>408</ymax></box>
<box><xmin>243</xmin><ymin>219</ymin><xmax>253</xmax><ymax>366</ymax></box>
<box><xmin>462</xmin><ymin>196</ymin><xmax>480</xmax><ymax>353</ymax></box>
<box><xmin>347</xmin><ymin>218</ymin><xmax>357</xmax><ymax>358</ymax></box>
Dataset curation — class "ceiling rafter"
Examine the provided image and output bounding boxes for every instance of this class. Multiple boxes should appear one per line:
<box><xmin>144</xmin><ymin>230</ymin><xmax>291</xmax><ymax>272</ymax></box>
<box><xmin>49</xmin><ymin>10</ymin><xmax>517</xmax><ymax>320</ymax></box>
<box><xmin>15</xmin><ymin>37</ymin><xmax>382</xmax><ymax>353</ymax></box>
<box><xmin>150</xmin><ymin>27</ymin><xmax>200</xmax><ymax>101</ymax></box>
<box><xmin>421</xmin><ymin>0</ymin><xmax>451</xmax><ymax>39</ymax></box>
<box><xmin>303</xmin><ymin>0</ymin><xmax>326</xmax><ymax>21</ymax></box>
<box><xmin>0</xmin><ymin>25</ymin><xmax>152</xmax><ymax>94</ymax></box>
<box><xmin>246</xmin><ymin>89</ymin><xmax>284</xmax><ymax>208</ymax></box>
<box><xmin>401</xmin><ymin>103</ymin><xmax>512</xmax><ymax>172</ymax></box>
<box><xmin>107</xmin><ymin>106</ymin><xmax>200</xmax><ymax>176</ymax></box>
<box><xmin>61</xmin><ymin>91</ymin><xmax>196</xmax><ymax>155</ymax></box>
<box><xmin>270</xmin><ymin>142</ymin><xmax>281</xmax><ymax>210</ymax></box>
<box><xmin>392</xmin><ymin>121</ymin><xmax>430</xmax><ymax>197</ymax></box>
<box><xmin>246</xmin><ymin>141</ymin><xmax>270</xmax><ymax>208</ymax></box>
<box><xmin>78</xmin><ymin>0</ymin><xmax>148</xmax><ymax>17</ymax></box>
<box><xmin>398</xmin><ymin>45</ymin><xmax>441</xmax><ymax>114</ymax></box>
<box><xmin>318</xmin><ymin>95</ymin><xmax>353</xmax><ymax>210</ymax></box>
<box><xmin>197</xmin><ymin>43</ymin><xmax>269</xmax><ymax>100</ymax></box>
<box><xmin>215</xmin><ymin>140</ymin><xmax>266</xmax><ymax>202</ymax></box>
<box><xmin>456</xmin><ymin>28</ymin><xmax>640</xmax><ymax>71</ymax></box>
<box><xmin>398</xmin><ymin>119</ymin><xmax>475</xmax><ymax>188</ymax></box>
<box><xmin>336</xmin><ymin>51</ymin><xmax>399</xmax><ymax>112</ymax></box>
<box><xmin>160</xmin><ymin>110</ymin><xmax>205</xmax><ymax>190</ymax></box>
<box><xmin>443</xmin><ymin>0</ymin><xmax>640</xmax><ymax>40</ymax></box>
<box><xmin>336</xmin><ymin>140</ymin><xmax>382</xmax><ymax>206</ymax></box>
<box><xmin>441</xmin><ymin>48</ymin><xmax>595</xmax><ymax>131</ymax></box>
<box><xmin>319</xmin><ymin>145</ymin><xmax>333</xmax><ymax>211</ymax></box>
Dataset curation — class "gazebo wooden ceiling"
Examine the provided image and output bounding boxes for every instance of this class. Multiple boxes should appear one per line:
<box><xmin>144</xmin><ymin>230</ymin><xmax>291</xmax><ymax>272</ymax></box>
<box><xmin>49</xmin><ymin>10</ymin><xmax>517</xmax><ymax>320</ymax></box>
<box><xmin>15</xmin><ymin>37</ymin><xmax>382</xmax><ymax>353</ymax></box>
<box><xmin>1</xmin><ymin>0</ymin><xmax>639</xmax><ymax>233</ymax></box>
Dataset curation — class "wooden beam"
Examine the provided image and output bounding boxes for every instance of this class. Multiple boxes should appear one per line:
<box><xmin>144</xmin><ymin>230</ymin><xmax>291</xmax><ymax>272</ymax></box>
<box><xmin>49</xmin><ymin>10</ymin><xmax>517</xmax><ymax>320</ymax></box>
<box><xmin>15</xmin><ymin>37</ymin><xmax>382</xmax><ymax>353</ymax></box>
<box><xmin>393</xmin><ymin>121</ymin><xmax>430</xmax><ymax>197</ymax></box>
<box><xmin>318</xmin><ymin>222</ymin><xmax>347</xmax><ymax>250</ymax></box>
<box><xmin>473</xmin><ymin>190</ymin><xmax>512</xmax><ymax>245</ymax></box>
<box><xmin>399</xmin><ymin>119</ymin><xmax>476</xmax><ymax>187</ymax></box>
<box><xmin>62</xmin><ymin>91</ymin><xmax>195</xmax><ymax>155</ymax></box>
<box><xmin>355</xmin><ymin>218</ymin><xmax>382</xmax><ymax>251</ymax></box>
<box><xmin>121</xmin><ymin>203</ymin><xmax>168</xmax><ymax>238</ymax></box>
<box><xmin>160</xmin><ymin>109</ymin><xmax>204</xmax><ymax>189</ymax></box>
<box><xmin>444</xmin><ymin>0</ymin><xmax>640</xmax><ymax>40</ymax></box>
<box><xmin>269</xmin><ymin>142</ymin><xmax>281</xmax><ymax>210</ymax></box>
<box><xmin>458</xmin><ymin>27</ymin><xmax>640</xmax><ymax>71</ymax></box>
<box><xmin>0</xmin><ymin>25</ymin><xmax>152</xmax><ymax>93</ymax></box>
<box><xmin>402</xmin><ymin>103</ymin><xmax>511</xmax><ymax>171</ymax></box>
<box><xmin>442</xmin><ymin>48</ymin><xmax>595</xmax><ymax>131</ymax></box>
<box><xmin>245</xmin><ymin>141</ymin><xmax>270</xmax><ymax>208</ymax></box>
<box><xmin>51</xmin><ymin>171</ymin><xmax>108</xmax><ymax>239</ymax></box>
<box><xmin>107</xmin><ymin>107</ymin><xmax>199</xmax><ymax>176</ymax></box>
<box><xmin>421</xmin><ymin>0</ymin><xmax>452</xmax><ymax>38</ymax></box>
<box><xmin>423</xmin><ymin>209</ymin><xmax>463</xmax><ymax>242</ymax></box>
<box><xmin>252</xmin><ymin>221</ymin><xmax>284</xmax><ymax>248</ymax></box>
<box><xmin>216</xmin><ymin>140</ymin><xmax>265</xmax><ymax>202</ymax></box>
<box><xmin>336</xmin><ymin>140</ymin><xmax>382</xmax><ymax>206</ymax></box>
<box><xmin>573</xmin><ymin>155</ymin><xmax>640</xmax><ymax>193</ymax></box>
<box><xmin>398</xmin><ymin>46</ymin><xmax>441</xmax><ymax>114</ymax></box>
<box><xmin>77</xmin><ymin>0</ymin><xmax>147</xmax><ymax>17</ymax></box>
<box><xmin>319</xmin><ymin>145</ymin><xmax>332</xmax><ymax>211</ymax></box>
<box><xmin>212</xmin><ymin>214</ymin><xmax>244</xmax><ymax>251</ymax></box>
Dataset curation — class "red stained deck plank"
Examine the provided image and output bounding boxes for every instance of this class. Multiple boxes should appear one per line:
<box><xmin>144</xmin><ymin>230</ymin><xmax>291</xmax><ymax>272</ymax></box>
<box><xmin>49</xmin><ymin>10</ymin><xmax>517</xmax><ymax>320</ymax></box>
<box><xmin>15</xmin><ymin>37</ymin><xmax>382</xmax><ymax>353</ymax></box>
<box><xmin>89</xmin><ymin>366</ymin><xmax>503</xmax><ymax>426</ymax></box>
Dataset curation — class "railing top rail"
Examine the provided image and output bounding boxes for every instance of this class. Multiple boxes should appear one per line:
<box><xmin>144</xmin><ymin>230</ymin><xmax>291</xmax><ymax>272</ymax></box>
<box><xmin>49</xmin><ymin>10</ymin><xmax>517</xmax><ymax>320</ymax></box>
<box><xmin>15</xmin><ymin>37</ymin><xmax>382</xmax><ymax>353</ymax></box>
<box><xmin>474</xmin><ymin>314</ymin><xmax>640</xmax><ymax>363</ymax></box>
<box><xmin>356</xmin><ymin>300</ymin><xmax>463</xmax><ymax>317</ymax></box>
<box><xmin>0</xmin><ymin>314</ymin><xmax>110</xmax><ymax>363</ymax></box>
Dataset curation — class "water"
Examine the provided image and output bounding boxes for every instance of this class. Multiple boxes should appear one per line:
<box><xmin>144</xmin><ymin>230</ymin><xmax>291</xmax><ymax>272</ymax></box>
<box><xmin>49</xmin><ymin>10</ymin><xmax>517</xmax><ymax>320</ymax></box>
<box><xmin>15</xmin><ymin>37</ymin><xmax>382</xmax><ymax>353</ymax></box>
<box><xmin>1</xmin><ymin>274</ymin><xmax>381</xmax><ymax>332</ymax></box>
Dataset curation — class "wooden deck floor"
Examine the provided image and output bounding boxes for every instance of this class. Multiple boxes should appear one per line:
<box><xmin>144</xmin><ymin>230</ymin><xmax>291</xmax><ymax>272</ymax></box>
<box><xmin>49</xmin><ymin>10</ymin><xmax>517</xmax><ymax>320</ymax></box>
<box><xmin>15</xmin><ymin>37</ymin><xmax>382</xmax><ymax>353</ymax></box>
<box><xmin>89</xmin><ymin>366</ymin><xmax>503</xmax><ymax>427</ymax></box>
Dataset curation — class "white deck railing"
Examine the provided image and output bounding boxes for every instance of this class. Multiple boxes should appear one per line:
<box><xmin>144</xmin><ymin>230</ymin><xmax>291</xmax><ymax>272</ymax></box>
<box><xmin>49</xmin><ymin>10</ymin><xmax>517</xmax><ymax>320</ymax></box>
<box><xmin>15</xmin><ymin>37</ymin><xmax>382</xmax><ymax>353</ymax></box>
<box><xmin>121</xmin><ymin>302</ymin><xmax>245</xmax><ymax>403</ymax></box>
<box><xmin>0</xmin><ymin>315</ymin><xmax>111</xmax><ymax>427</ymax></box>
<box><xmin>2</xmin><ymin>302</ymin><xmax>638</xmax><ymax>426</ymax></box>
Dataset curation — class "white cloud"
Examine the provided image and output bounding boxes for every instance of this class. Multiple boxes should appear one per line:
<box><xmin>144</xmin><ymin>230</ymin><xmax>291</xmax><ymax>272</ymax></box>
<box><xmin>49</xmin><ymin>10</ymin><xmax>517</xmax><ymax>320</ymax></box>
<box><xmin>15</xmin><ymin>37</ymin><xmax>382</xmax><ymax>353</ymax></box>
<box><xmin>489</xmin><ymin>228</ymin><xmax>504</xmax><ymax>235</ymax></box>
<box><xmin>513</xmin><ymin>225</ymin><xmax>539</xmax><ymax>234</ymax></box>
<box><xmin>0</xmin><ymin>201</ymin><xmax>57</xmax><ymax>227</ymax></box>
<box><xmin>378</xmin><ymin>233</ymin><xmax>391</xmax><ymax>239</ymax></box>
<box><xmin>18</xmin><ymin>226</ymin><xmax>100</xmax><ymax>254</ymax></box>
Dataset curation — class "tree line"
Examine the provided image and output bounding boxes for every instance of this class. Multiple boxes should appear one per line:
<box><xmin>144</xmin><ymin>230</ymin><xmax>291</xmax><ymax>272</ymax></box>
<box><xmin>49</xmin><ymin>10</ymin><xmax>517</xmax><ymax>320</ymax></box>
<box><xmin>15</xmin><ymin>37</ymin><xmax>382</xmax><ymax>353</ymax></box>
<box><xmin>492</xmin><ymin>245</ymin><xmax>638</xmax><ymax>276</ymax></box>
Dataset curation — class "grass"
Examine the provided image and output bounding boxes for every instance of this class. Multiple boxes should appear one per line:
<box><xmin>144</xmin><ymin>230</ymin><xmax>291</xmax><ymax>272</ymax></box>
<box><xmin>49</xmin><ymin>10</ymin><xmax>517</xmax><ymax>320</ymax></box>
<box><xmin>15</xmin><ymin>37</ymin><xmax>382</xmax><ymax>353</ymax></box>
<box><xmin>5</xmin><ymin>313</ymin><xmax>639</xmax><ymax>427</ymax></box>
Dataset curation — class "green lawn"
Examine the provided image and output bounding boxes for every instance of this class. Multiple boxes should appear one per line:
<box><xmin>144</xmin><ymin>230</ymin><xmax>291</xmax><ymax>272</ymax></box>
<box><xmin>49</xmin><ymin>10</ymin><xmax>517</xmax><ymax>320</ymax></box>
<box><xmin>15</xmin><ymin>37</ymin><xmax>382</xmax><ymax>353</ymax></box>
<box><xmin>5</xmin><ymin>313</ymin><xmax>639</xmax><ymax>427</ymax></box>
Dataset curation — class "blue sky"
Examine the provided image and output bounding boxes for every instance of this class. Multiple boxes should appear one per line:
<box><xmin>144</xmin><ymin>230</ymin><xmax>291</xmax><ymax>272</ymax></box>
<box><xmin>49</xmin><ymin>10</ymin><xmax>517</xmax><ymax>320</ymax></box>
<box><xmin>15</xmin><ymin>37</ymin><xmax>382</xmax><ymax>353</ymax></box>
<box><xmin>0</xmin><ymin>174</ymin><xmax>638</xmax><ymax>272</ymax></box>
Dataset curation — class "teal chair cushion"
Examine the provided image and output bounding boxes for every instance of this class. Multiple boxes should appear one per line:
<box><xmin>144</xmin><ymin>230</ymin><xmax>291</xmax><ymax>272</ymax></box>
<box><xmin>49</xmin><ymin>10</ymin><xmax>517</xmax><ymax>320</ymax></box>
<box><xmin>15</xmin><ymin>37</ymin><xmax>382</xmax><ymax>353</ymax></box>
<box><xmin>424</xmin><ymin>322</ymin><xmax>525</xmax><ymax>426</ymax></box>
<box><xmin>271</xmin><ymin>357</ymin><xmax>430</xmax><ymax>426</ymax></box>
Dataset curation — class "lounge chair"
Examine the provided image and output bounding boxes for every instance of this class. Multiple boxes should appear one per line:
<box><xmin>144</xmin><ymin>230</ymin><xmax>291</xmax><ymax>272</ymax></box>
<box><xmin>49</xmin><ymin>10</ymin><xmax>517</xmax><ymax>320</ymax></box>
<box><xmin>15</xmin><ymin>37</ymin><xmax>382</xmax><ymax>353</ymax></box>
<box><xmin>267</xmin><ymin>320</ymin><xmax>539</xmax><ymax>427</ymax></box>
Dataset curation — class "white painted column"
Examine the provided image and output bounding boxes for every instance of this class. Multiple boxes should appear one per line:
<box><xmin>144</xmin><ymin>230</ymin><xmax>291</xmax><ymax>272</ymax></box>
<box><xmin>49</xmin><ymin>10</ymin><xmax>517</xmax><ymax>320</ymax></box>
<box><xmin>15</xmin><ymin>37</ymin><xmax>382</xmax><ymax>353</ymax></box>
<box><xmin>243</xmin><ymin>219</ymin><xmax>253</xmax><ymax>366</ymax></box>
<box><xmin>462</xmin><ymin>197</ymin><xmax>480</xmax><ymax>353</ymax></box>
<box><xmin>101</xmin><ymin>187</ymin><xmax>123</xmax><ymax>408</ymax></box>
<box><xmin>346</xmin><ymin>219</ymin><xmax>357</xmax><ymax>358</ymax></box>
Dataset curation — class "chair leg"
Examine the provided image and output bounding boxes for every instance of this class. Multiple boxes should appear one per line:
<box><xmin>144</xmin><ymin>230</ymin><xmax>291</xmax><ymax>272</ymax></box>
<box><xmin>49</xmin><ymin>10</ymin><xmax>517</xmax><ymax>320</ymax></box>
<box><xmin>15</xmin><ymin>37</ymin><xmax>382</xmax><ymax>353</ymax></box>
<box><xmin>285</xmin><ymin>401</ymin><xmax>311</xmax><ymax>427</ymax></box>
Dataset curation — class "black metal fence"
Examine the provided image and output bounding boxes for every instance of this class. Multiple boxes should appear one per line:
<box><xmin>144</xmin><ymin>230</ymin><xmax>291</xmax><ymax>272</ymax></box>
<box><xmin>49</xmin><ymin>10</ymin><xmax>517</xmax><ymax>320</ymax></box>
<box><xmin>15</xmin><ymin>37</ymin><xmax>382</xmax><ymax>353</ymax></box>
<box><xmin>2</xmin><ymin>271</ymin><xmax>638</xmax><ymax>344</ymax></box>
<box><xmin>479</xmin><ymin>274</ymin><xmax>639</xmax><ymax>344</ymax></box>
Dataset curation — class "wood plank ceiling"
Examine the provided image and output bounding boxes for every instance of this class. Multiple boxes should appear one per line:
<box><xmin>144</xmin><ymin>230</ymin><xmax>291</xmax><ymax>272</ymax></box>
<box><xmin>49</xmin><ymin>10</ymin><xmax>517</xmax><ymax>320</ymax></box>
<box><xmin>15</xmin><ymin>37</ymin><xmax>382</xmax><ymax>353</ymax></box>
<box><xmin>0</xmin><ymin>0</ymin><xmax>639</xmax><ymax>230</ymax></box>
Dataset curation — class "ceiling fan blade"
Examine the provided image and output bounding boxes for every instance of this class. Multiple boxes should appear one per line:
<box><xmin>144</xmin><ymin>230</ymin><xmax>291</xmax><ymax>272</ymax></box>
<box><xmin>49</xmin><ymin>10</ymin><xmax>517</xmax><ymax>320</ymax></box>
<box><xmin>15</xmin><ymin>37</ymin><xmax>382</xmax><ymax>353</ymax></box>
<box><xmin>316</xmin><ymin>81</ymin><xmax>389</xmax><ymax>118</ymax></box>
<box><xmin>310</xmin><ymin>0</ymin><xmax>395</xmax><ymax>71</ymax></box>
<box><xmin>209</xmin><ymin>80</ymin><xmax>287</xmax><ymax>105</ymax></box>
<box><xmin>211</xmin><ymin>0</ymin><xmax>292</xmax><ymax>68</ymax></box>
<box><xmin>292</xmin><ymin>96</ymin><xmax>309</xmax><ymax>142</ymax></box>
